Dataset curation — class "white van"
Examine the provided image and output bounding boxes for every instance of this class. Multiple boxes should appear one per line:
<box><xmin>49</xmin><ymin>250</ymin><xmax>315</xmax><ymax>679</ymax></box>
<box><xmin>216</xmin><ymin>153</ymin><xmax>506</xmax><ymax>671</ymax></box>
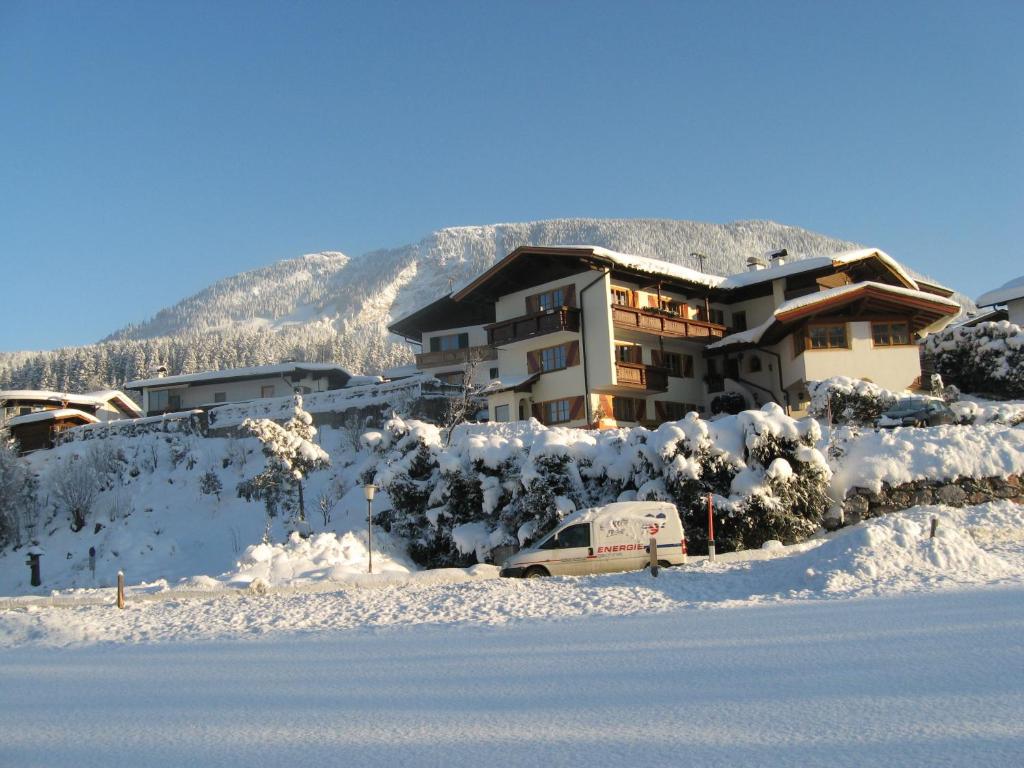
<box><xmin>499</xmin><ymin>501</ymin><xmax>688</xmax><ymax>578</ymax></box>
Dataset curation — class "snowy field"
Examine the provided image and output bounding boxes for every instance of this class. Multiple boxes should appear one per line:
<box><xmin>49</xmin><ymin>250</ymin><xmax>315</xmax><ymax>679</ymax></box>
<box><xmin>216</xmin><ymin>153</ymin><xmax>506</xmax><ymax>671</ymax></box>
<box><xmin>2</xmin><ymin>501</ymin><xmax>1024</xmax><ymax>766</ymax></box>
<box><xmin>2</xmin><ymin>588</ymin><xmax>1022</xmax><ymax>768</ymax></box>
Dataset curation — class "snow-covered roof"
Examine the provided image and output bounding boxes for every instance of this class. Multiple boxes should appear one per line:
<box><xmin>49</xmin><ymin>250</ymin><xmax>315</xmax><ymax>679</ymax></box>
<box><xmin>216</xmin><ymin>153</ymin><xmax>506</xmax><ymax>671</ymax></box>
<box><xmin>708</xmin><ymin>281</ymin><xmax>961</xmax><ymax>350</ymax></box>
<box><xmin>480</xmin><ymin>374</ymin><xmax>540</xmax><ymax>394</ymax></box>
<box><xmin>5</xmin><ymin>408</ymin><xmax>100</xmax><ymax>426</ymax></box>
<box><xmin>382</xmin><ymin>364</ymin><xmax>419</xmax><ymax>379</ymax></box>
<box><xmin>125</xmin><ymin>362</ymin><xmax>352</xmax><ymax>390</ymax></box>
<box><xmin>577</xmin><ymin>246</ymin><xmax>725</xmax><ymax>288</ymax></box>
<box><xmin>718</xmin><ymin>248</ymin><xmax>919</xmax><ymax>290</ymax></box>
<box><xmin>977</xmin><ymin>275</ymin><xmax>1024</xmax><ymax>308</ymax></box>
<box><xmin>0</xmin><ymin>389</ymin><xmax>140</xmax><ymax>415</ymax></box>
<box><xmin>563</xmin><ymin>501</ymin><xmax>678</xmax><ymax>526</ymax></box>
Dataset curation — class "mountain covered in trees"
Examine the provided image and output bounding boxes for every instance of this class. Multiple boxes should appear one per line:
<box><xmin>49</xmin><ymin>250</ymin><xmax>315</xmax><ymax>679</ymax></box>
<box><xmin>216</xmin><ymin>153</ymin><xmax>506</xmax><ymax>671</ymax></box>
<box><xmin>1</xmin><ymin>218</ymin><xmax>870</xmax><ymax>393</ymax></box>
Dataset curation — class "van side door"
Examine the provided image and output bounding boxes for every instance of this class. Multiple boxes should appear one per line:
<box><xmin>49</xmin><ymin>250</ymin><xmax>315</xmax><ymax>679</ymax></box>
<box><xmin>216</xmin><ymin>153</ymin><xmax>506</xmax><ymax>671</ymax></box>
<box><xmin>537</xmin><ymin>522</ymin><xmax>593</xmax><ymax>576</ymax></box>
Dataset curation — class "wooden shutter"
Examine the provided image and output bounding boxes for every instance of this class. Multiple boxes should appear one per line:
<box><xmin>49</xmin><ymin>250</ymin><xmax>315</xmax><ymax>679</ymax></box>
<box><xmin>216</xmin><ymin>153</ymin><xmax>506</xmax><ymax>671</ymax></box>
<box><xmin>569</xmin><ymin>396</ymin><xmax>585</xmax><ymax>422</ymax></box>
<box><xmin>563</xmin><ymin>284</ymin><xmax>577</xmax><ymax>308</ymax></box>
<box><xmin>532</xmin><ymin>402</ymin><xmax>544</xmax><ymax>423</ymax></box>
<box><xmin>654</xmin><ymin>400</ymin><xmax>667</xmax><ymax>422</ymax></box>
<box><xmin>526</xmin><ymin>293</ymin><xmax>541</xmax><ymax>314</ymax></box>
<box><xmin>650</xmin><ymin>349</ymin><xmax>663</xmax><ymax>367</ymax></box>
<box><xmin>526</xmin><ymin>350</ymin><xmax>542</xmax><ymax>374</ymax></box>
<box><xmin>565</xmin><ymin>340</ymin><xmax>580</xmax><ymax>367</ymax></box>
<box><xmin>458</xmin><ymin>333</ymin><xmax>469</xmax><ymax>349</ymax></box>
<box><xmin>429</xmin><ymin>337</ymin><xmax>441</xmax><ymax>352</ymax></box>
<box><xmin>646</xmin><ymin>293</ymin><xmax>659</xmax><ymax>308</ymax></box>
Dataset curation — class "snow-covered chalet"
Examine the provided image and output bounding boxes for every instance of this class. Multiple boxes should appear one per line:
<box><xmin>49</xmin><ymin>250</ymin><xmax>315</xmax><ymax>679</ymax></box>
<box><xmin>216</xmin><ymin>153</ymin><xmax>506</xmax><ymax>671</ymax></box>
<box><xmin>388</xmin><ymin>245</ymin><xmax>961</xmax><ymax>428</ymax></box>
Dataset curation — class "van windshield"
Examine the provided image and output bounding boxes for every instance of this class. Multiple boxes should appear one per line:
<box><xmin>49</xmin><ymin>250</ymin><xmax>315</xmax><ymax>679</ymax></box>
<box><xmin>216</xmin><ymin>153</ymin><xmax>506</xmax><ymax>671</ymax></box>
<box><xmin>537</xmin><ymin>523</ymin><xmax>591</xmax><ymax>550</ymax></box>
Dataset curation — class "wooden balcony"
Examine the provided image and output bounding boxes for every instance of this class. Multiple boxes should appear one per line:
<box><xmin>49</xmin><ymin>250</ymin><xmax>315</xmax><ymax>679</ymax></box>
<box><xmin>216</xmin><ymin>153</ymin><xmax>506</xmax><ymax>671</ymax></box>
<box><xmin>611</xmin><ymin>305</ymin><xmax>727</xmax><ymax>342</ymax></box>
<box><xmin>415</xmin><ymin>345</ymin><xmax>497</xmax><ymax>369</ymax></box>
<box><xmin>486</xmin><ymin>307</ymin><xmax>580</xmax><ymax>346</ymax></box>
<box><xmin>614</xmin><ymin>362</ymin><xmax>669</xmax><ymax>393</ymax></box>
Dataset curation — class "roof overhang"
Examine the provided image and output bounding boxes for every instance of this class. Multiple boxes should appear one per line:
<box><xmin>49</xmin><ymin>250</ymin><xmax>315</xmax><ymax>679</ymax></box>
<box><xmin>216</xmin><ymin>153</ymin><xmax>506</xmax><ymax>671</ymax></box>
<box><xmin>387</xmin><ymin>294</ymin><xmax>495</xmax><ymax>343</ymax></box>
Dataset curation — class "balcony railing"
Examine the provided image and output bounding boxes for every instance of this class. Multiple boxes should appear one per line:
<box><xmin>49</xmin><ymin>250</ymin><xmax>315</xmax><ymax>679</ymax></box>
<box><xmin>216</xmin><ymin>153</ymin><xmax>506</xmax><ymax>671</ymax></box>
<box><xmin>611</xmin><ymin>305</ymin><xmax>727</xmax><ymax>342</ymax></box>
<box><xmin>614</xmin><ymin>362</ymin><xmax>669</xmax><ymax>393</ymax></box>
<box><xmin>415</xmin><ymin>345</ymin><xmax>497</xmax><ymax>369</ymax></box>
<box><xmin>486</xmin><ymin>307</ymin><xmax>580</xmax><ymax>346</ymax></box>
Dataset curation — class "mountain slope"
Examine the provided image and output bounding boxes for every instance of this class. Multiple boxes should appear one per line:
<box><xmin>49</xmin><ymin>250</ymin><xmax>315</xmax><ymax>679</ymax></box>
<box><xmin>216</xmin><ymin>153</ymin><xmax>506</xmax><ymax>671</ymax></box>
<box><xmin>2</xmin><ymin>218</ymin><xmax>922</xmax><ymax>392</ymax></box>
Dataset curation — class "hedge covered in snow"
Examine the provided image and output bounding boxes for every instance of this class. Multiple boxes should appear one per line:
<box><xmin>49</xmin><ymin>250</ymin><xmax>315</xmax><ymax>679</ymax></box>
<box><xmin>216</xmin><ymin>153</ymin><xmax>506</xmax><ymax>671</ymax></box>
<box><xmin>363</xmin><ymin>405</ymin><xmax>832</xmax><ymax>566</ymax></box>
<box><xmin>808</xmin><ymin>377</ymin><xmax>899</xmax><ymax>425</ymax></box>
<box><xmin>923</xmin><ymin>320</ymin><xmax>1024</xmax><ymax>399</ymax></box>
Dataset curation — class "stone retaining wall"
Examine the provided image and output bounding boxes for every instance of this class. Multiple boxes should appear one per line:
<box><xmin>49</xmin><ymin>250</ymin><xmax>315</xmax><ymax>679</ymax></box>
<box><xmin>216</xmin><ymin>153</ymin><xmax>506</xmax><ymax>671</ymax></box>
<box><xmin>839</xmin><ymin>475</ymin><xmax>1024</xmax><ymax>526</ymax></box>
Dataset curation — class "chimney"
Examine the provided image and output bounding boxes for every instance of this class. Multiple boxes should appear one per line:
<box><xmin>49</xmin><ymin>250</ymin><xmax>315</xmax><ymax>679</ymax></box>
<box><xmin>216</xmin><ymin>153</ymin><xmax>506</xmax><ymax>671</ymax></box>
<box><xmin>768</xmin><ymin>248</ymin><xmax>788</xmax><ymax>267</ymax></box>
<box><xmin>154</xmin><ymin>365</ymin><xmax>168</xmax><ymax>379</ymax></box>
<box><xmin>746</xmin><ymin>256</ymin><xmax>767</xmax><ymax>272</ymax></box>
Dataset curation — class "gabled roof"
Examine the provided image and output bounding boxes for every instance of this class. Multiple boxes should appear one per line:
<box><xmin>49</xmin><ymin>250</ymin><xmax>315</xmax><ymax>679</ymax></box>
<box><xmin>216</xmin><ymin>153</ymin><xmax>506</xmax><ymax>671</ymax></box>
<box><xmin>125</xmin><ymin>362</ymin><xmax>351</xmax><ymax>390</ymax></box>
<box><xmin>6</xmin><ymin>408</ymin><xmax>100</xmax><ymax>427</ymax></box>
<box><xmin>707</xmin><ymin>282</ymin><xmax>961</xmax><ymax>352</ymax></box>
<box><xmin>718</xmin><ymin>248</ymin><xmax>920</xmax><ymax>291</ymax></box>
<box><xmin>388</xmin><ymin>294</ymin><xmax>495</xmax><ymax>343</ymax></box>
<box><xmin>0</xmin><ymin>389</ymin><xmax>142</xmax><ymax>417</ymax></box>
<box><xmin>977</xmin><ymin>275</ymin><xmax>1024</xmax><ymax>308</ymax></box>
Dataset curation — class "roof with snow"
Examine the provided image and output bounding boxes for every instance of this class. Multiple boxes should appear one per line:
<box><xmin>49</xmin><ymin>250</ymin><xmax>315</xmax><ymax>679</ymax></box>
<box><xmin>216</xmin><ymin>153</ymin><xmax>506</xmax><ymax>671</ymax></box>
<box><xmin>125</xmin><ymin>362</ymin><xmax>353</xmax><ymax>390</ymax></box>
<box><xmin>708</xmin><ymin>282</ymin><xmax>961</xmax><ymax>352</ymax></box>
<box><xmin>0</xmin><ymin>389</ymin><xmax>141</xmax><ymax>417</ymax></box>
<box><xmin>5</xmin><ymin>408</ymin><xmax>100</xmax><ymax>427</ymax></box>
<box><xmin>977</xmin><ymin>275</ymin><xmax>1024</xmax><ymax>308</ymax></box>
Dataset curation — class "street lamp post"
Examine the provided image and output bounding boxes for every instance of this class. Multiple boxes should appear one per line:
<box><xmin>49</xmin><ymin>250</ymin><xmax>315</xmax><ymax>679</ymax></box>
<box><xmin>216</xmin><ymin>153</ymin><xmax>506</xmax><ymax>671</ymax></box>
<box><xmin>363</xmin><ymin>483</ymin><xmax>377</xmax><ymax>574</ymax></box>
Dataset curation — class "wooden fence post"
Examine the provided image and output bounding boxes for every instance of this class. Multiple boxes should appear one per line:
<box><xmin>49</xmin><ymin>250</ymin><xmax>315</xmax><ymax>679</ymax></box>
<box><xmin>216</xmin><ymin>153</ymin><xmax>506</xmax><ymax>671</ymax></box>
<box><xmin>117</xmin><ymin>570</ymin><xmax>125</xmax><ymax>609</ymax></box>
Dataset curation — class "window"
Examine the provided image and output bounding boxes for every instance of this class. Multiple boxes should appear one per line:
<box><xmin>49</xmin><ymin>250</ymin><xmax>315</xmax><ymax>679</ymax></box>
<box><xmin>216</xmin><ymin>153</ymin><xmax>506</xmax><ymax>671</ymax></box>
<box><xmin>659</xmin><ymin>401</ymin><xmax>697</xmax><ymax>421</ymax></box>
<box><xmin>213</xmin><ymin>392</ymin><xmax>227</xmax><ymax>403</ymax></box>
<box><xmin>747</xmin><ymin>355</ymin><xmax>762</xmax><ymax>373</ymax></box>
<box><xmin>541</xmin><ymin>345</ymin><xmax>567</xmax><ymax>372</ymax></box>
<box><xmin>494</xmin><ymin>404</ymin><xmax>510</xmax><ymax>422</ymax></box>
<box><xmin>429</xmin><ymin>333</ymin><xmax>469</xmax><ymax>352</ymax></box>
<box><xmin>149</xmin><ymin>389</ymin><xmax>181</xmax><ymax>412</ymax></box>
<box><xmin>612</xmin><ymin>397</ymin><xmax>645</xmax><ymax>422</ymax></box>
<box><xmin>538</xmin><ymin>523</ymin><xmax>591</xmax><ymax>550</ymax></box>
<box><xmin>872</xmin><ymin>321</ymin><xmax>911</xmax><ymax>346</ymax></box>
<box><xmin>659</xmin><ymin>298</ymin><xmax>677</xmax><ymax>314</ymax></box>
<box><xmin>615</xmin><ymin>343</ymin><xmax>642</xmax><ymax>364</ymax></box>
<box><xmin>260</xmin><ymin>385</ymin><xmax>276</xmax><ymax>398</ymax></box>
<box><xmin>806</xmin><ymin>323</ymin><xmax>848</xmax><ymax>350</ymax></box>
<box><xmin>657</xmin><ymin>351</ymin><xmax>694</xmax><ymax>378</ymax></box>
<box><xmin>489</xmin><ymin>367</ymin><xmax>499</xmax><ymax>380</ymax></box>
<box><xmin>611</xmin><ymin>287</ymin><xmax>632</xmax><ymax>307</ymax></box>
<box><xmin>545</xmin><ymin>399</ymin><xmax>572</xmax><ymax>424</ymax></box>
<box><xmin>709</xmin><ymin>308</ymin><xmax>725</xmax><ymax>325</ymax></box>
<box><xmin>537</xmin><ymin>288</ymin><xmax>565</xmax><ymax>311</ymax></box>
<box><xmin>732</xmin><ymin>311</ymin><xmax>747</xmax><ymax>332</ymax></box>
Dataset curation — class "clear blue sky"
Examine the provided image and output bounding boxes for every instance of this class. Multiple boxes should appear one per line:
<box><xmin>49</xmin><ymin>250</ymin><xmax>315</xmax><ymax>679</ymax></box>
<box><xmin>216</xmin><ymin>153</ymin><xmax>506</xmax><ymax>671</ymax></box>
<box><xmin>1</xmin><ymin>0</ymin><xmax>1021</xmax><ymax>352</ymax></box>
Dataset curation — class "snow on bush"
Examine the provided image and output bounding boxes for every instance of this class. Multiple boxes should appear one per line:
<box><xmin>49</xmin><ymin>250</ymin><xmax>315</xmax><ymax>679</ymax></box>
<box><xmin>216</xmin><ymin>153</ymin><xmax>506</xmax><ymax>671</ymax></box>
<box><xmin>808</xmin><ymin>377</ymin><xmax>899</xmax><ymax>425</ymax></box>
<box><xmin>924</xmin><ymin>320</ymin><xmax>1024</xmax><ymax>398</ymax></box>
<box><xmin>368</xmin><ymin>405</ymin><xmax>832</xmax><ymax>566</ymax></box>
<box><xmin>829</xmin><ymin>423</ymin><xmax>1024</xmax><ymax>497</ymax></box>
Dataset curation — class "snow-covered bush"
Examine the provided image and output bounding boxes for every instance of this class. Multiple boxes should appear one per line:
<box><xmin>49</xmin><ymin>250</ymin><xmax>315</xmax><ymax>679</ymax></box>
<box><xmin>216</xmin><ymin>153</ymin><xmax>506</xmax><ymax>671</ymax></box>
<box><xmin>370</xmin><ymin>406</ymin><xmax>832</xmax><ymax>566</ymax></box>
<box><xmin>52</xmin><ymin>455</ymin><xmax>99</xmax><ymax>532</ymax></box>
<box><xmin>808</xmin><ymin>377</ymin><xmax>898</xmax><ymax>425</ymax></box>
<box><xmin>923</xmin><ymin>320</ymin><xmax>1024</xmax><ymax>398</ymax></box>
<box><xmin>0</xmin><ymin>429</ymin><xmax>37</xmax><ymax>546</ymax></box>
<box><xmin>199</xmin><ymin>469</ymin><xmax>223</xmax><ymax>499</ymax></box>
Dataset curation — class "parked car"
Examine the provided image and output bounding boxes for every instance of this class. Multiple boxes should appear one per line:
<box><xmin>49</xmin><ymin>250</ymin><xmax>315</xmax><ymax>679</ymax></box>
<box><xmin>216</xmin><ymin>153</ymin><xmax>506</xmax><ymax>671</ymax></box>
<box><xmin>499</xmin><ymin>501</ymin><xmax>688</xmax><ymax>578</ymax></box>
<box><xmin>876</xmin><ymin>398</ymin><xmax>955</xmax><ymax>428</ymax></box>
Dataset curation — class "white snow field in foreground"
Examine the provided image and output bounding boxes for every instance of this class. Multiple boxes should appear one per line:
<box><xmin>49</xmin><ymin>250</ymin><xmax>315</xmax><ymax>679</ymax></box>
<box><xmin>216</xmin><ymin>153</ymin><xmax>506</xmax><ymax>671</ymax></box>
<box><xmin>2</xmin><ymin>588</ymin><xmax>1022</xmax><ymax>768</ymax></box>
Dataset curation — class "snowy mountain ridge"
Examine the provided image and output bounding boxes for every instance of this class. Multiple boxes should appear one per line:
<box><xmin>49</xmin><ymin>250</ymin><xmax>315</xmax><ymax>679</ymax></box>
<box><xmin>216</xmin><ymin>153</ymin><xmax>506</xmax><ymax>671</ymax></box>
<box><xmin>3</xmin><ymin>217</ymin><xmax>911</xmax><ymax>391</ymax></box>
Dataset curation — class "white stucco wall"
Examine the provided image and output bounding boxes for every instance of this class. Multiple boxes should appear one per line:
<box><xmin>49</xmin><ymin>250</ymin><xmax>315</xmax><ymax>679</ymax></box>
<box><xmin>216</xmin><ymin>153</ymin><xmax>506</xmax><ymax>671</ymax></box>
<box><xmin>1008</xmin><ymin>298</ymin><xmax>1024</xmax><ymax>327</ymax></box>
<box><xmin>143</xmin><ymin>373</ymin><xmax>335</xmax><ymax>412</ymax></box>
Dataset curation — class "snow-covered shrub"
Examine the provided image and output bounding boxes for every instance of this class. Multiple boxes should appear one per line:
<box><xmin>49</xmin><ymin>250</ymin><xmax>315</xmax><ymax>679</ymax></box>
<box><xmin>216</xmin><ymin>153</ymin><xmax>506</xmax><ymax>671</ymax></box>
<box><xmin>808</xmin><ymin>377</ymin><xmax>898</xmax><ymax>425</ymax></box>
<box><xmin>237</xmin><ymin>395</ymin><xmax>330</xmax><ymax>536</ymax></box>
<box><xmin>923</xmin><ymin>320</ymin><xmax>1024</xmax><ymax>398</ymax></box>
<box><xmin>0</xmin><ymin>429</ymin><xmax>37</xmax><ymax>546</ymax></box>
<box><xmin>199</xmin><ymin>469</ymin><xmax>222</xmax><ymax>499</ymax></box>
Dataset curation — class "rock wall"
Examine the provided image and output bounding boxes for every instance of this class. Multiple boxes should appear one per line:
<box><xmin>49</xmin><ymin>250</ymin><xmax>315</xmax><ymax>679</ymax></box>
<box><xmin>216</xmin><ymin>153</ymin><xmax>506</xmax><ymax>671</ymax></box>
<box><xmin>839</xmin><ymin>475</ymin><xmax>1024</xmax><ymax>526</ymax></box>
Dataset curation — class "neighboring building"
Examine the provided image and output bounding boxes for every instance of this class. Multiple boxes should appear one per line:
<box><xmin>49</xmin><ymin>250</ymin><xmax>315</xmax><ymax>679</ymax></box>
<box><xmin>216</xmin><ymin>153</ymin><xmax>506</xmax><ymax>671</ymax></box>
<box><xmin>0</xmin><ymin>389</ymin><xmax>141</xmax><ymax>453</ymax></box>
<box><xmin>388</xmin><ymin>295</ymin><xmax>497</xmax><ymax>387</ymax></box>
<box><xmin>390</xmin><ymin>245</ymin><xmax>961</xmax><ymax>428</ymax></box>
<box><xmin>0</xmin><ymin>389</ymin><xmax>142</xmax><ymax>424</ymax></box>
<box><xmin>125</xmin><ymin>362</ymin><xmax>353</xmax><ymax>416</ymax></box>
<box><xmin>976</xmin><ymin>276</ymin><xmax>1024</xmax><ymax>327</ymax></box>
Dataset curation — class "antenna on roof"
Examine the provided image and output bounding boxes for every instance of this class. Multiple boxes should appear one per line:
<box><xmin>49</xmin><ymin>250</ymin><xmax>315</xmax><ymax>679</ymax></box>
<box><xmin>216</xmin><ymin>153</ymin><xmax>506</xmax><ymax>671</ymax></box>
<box><xmin>690</xmin><ymin>252</ymin><xmax>707</xmax><ymax>273</ymax></box>
<box><xmin>448</xmin><ymin>277</ymin><xmax>454</xmax><ymax>292</ymax></box>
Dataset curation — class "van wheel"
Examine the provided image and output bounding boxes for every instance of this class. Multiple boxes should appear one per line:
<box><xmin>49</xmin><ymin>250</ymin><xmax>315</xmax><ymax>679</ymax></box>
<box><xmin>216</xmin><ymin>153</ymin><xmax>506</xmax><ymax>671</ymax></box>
<box><xmin>523</xmin><ymin>566</ymin><xmax>549</xmax><ymax>579</ymax></box>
